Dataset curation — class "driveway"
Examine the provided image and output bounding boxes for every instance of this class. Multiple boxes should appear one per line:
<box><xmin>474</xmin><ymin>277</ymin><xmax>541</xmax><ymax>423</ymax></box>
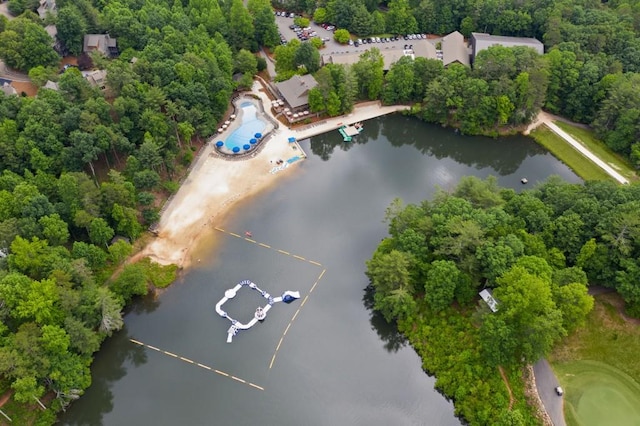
<box><xmin>533</xmin><ymin>359</ymin><xmax>566</xmax><ymax>426</ymax></box>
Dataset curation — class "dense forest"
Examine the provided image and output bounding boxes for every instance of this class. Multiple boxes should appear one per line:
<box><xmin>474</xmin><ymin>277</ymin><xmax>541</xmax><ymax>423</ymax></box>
<box><xmin>0</xmin><ymin>0</ymin><xmax>274</xmax><ymax>422</ymax></box>
<box><xmin>0</xmin><ymin>0</ymin><xmax>639</xmax><ymax>423</ymax></box>
<box><xmin>366</xmin><ymin>177</ymin><xmax>640</xmax><ymax>424</ymax></box>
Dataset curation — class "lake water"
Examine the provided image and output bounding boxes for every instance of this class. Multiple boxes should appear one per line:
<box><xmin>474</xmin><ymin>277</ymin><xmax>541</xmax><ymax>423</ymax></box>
<box><xmin>60</xmin><ymin>115</ymin><xmax>580</xmax><ymax>426</ymax></box>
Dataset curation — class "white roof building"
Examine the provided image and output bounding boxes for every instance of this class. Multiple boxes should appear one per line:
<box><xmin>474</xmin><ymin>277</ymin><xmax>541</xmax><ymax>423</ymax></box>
<box><xmin>479</xmin><ymin>289</ymin><xmax>499</xmax><ymax>313</ymax></box>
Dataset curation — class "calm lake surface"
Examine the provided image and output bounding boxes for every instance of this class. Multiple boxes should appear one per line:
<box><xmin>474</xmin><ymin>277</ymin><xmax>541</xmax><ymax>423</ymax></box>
<box><xmin>61</xmin><ymin>115</ymin><xmax>580</xmax><ymax>426</ymax></box>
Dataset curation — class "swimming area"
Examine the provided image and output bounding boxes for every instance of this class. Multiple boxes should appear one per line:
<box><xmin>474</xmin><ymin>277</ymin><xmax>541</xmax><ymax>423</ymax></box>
<box><xmin>225</xmin><ymin>102</ymin><xmax>267</xmax><ymax>151</ymax></box>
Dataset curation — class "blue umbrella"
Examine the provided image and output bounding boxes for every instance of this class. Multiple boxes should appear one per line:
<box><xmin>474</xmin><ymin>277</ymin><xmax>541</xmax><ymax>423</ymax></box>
<box><xmin>254</xmin><ymin>133</ymin><xmax>262</xmax><ymax>139</ymax></box>
<box><xmin>243</xmin><ymin>144</ymin><xmax>251</xmax><ymax>150</ymax></box>
<box><xmin>250</xmin><ymin>138</ymin><xmax>257</xmax><ymax>144</ymax></box>
<box><xmin>288</xmin><ymin>137</ymin><xmax>296</xmax><ymax>143</ymax></box>
<box><xmin>232</xmin><ymin>146</ymin><xmax>240</xmax><ymax>153</ymax></box>
<box><xmin>216</xmin><ymin>141</ymin><xmax>224</xmax><ymax>147</ymax></box>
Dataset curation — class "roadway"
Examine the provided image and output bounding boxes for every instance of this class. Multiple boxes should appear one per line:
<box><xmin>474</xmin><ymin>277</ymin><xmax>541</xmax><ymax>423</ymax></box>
<box><xmin>533</xmin><ymin>359</ymin><xmax>566</xmax><ymax>426</ymax></box>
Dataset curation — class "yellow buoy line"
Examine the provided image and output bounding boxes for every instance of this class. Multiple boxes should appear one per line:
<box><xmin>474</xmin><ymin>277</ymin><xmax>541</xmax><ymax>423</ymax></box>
<box><xmin>129</xmin><ymin>338</ymin><xmax>265</xmax><ymax>391</ymax></box>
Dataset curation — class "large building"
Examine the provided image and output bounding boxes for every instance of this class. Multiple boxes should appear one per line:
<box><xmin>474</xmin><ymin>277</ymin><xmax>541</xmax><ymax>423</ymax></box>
<box><xmin>441</xmin><ymin>31</ymin><xmax>470</xmax><ymax>67</ymax></box>
<box><xmin>274</xmin><ymin>74</ymin><xmax>318</xmax><ymax>110</ymax></box>
<box><xmin>470</xmin><ymin>32</ymin><xmax>544</xmax><ymax>62</ymax></box>
<box><xmin>322</xmin><ymin>42</ymin><xmax>437</xmax><ymax>71</ymax></box>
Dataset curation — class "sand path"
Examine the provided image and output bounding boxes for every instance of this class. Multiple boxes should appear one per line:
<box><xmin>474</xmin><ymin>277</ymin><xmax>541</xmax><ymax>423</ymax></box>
<box><xmin>142</xmin><ymin>81</ymin><xmax>408</xmax><ymax>268</ymax></box>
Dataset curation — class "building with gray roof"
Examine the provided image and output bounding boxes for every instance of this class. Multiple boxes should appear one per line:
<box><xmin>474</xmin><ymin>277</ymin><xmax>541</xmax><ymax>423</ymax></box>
<box><xmin>274</xmin><ymin>74</ymin><xmax>318</xmax><ymax>110</ymax></box>
<box><xmin>470</xmin><ymin>32</ymin><xmax>544</xmax><ymax>63</ymax></box>
<box><xmin>83</xmin><ymin>34</ymin><xmax>119</xmax><ymax>57</ymax></box>
<box><xmin>322</xmin><ymin>42</ymin><xmax>438</xmax><ymax>71</ymax></box>
<box><xmin>441</xmin><ymin>31</ymin><xmax>470</xmax><ymax>67</ymax></box>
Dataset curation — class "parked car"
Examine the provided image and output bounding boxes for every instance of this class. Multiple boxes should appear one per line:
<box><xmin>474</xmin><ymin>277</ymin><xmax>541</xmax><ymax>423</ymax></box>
<box><xmin>555</xmin><ymin>386</ymin><xmax>564</xmax><ymax>396</ymax></box>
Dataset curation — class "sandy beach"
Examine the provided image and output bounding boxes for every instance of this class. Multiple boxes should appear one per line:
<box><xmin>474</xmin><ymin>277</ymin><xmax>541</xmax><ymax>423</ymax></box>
<box><xmin>142</xmin><ymin>80</ymin><xmax>408</xmax><ymax>268</ymax></box>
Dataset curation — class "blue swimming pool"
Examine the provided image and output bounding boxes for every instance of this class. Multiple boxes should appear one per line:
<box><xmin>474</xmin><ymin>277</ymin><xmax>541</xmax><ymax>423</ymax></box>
<box><xmin>225</xmin><ymin>102</ymin><xmax>266</xmax><ymax>151</ymax></box>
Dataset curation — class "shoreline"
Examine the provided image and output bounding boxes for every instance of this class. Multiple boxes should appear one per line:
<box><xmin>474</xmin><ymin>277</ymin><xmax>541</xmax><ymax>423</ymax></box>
<box><xmin>141</xmin><ymin>81</ymin><xmax>409</xmax><ymax>268</ymax></box>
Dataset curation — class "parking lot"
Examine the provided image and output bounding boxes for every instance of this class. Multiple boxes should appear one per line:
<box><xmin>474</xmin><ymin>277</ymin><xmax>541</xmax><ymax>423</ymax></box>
<box><xmin>273</xmin><ymin>13</ymin><xmax>438</xmax><ymax>57</ymax></box>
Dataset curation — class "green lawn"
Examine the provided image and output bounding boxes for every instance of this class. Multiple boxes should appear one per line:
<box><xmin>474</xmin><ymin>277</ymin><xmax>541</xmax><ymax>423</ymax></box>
<box><xmin>553</xmin><ymin>122</ymin><xmax>638</xmax><ymax>182</ymax></box>
<box><xmin>550</xmin><ymin>293</ymin><xmax>640</xmax><ymax>426</ymax></box>
<box><xmin>530</xmin><ymin>126</ymin><xmax>613</xmax><ymax>181</ymax></box>
<box><xmin>553</xmin><ymin>360</ymin><xmax>640</xmax><ymax>426</ymax></box>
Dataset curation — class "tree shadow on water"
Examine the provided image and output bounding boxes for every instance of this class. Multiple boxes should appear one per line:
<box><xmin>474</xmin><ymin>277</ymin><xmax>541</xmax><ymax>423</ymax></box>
<box><xmin>58</xmin><ymin>325</ymin><xmax>148</xmax><ymax>425</ymax></box>
<box><xmin>362</xmin><ymin>284</ymin><xmax>407</xmax><ymax>353</ymax></box>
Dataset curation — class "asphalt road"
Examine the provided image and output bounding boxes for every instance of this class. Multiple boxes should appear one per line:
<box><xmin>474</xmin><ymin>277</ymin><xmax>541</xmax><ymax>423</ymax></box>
<box><xmin>533</xmin><ymin>359</ymin><xmax>566</xmax><ymax>426</ymax></box>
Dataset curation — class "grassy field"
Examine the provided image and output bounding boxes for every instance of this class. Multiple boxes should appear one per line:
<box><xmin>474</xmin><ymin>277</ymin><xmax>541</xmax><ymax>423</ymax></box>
<box><xmin>553</xmin><ymin>122</ymin><xmax>638</xmax><ymax>182</ymax></box>
<box><xmin>530</xmin><ymin>126</ymin><xmax>613</xmax><ymax>181</ymax></box>
<box><xmin>553</xmin><ymin>360</ymin><xmax>640</xmax><ymax>426</ymax></box>
<box><xmin>550</xmin><ymin>293</ymin><xmax>640</xmax><ymax>426</ymax></box>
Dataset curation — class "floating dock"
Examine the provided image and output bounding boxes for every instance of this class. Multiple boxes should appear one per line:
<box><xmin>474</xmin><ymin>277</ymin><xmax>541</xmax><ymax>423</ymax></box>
<box><xmin>215</xmin><ymin>279</ymin><xmax>300</xmax><ymax>342</ymax></box>
<box><xmin>338</xmin><ymin>123</ymin><xmax>364</xmax><ymax>142</ymax></box>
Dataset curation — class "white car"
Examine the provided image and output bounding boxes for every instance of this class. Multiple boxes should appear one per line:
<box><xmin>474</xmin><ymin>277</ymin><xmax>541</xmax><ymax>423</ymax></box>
<box><xmin>555</xmin><ymin>386</ymin><xmax>564</xmax><ymax>396</ymax></box>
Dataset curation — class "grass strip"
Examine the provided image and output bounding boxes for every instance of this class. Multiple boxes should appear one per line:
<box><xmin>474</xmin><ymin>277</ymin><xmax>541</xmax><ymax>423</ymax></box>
<box><xmin>530</xmin><ymin>126</ymin><xmax>613</xmax><ymax>182</ymax></box>
<box><xmin>553</xmin><ymin>122</ymin><xmax>638</xmax><ymax>182</ymax></box>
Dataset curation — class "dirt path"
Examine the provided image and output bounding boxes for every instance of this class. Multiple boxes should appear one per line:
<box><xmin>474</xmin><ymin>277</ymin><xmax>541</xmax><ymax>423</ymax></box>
<box><xmin>0</xmin><ymin>390</ymin><xmax>12</xmax><ymax>408</ymax></box>
<box><xmin>524</xmin><ymin>111</ymin><xmax>629</xmax><ymax>185</ymax></box>
<box><xmin>498</xmin><ymin>366</ymin><xmax>515</xmax><ymax>410</ymax></box>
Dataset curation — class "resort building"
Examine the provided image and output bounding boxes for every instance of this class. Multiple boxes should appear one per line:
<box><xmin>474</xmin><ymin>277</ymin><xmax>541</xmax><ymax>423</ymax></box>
<box><xmin>470</xmin><ymin>32</ymin><xmax>544</xmax><ymax>63</ymax></box>
<box><xmin>322</xmin><ymin>42</ymin><xmax>438</xmax><ymax>71</ymax></box>
<box><xmin>274</xmin><ymin>74</ymin><xmax>318</xmax><ymax>111</ymax></box>
<box><xmin>43</xmin><ymin>80</ymin><xmax>59</xmax><ymax>91</ymax></box>
<box><xmin>83</xmin><ymin>34</ymin><xmax>119</xmax><ymax>57</ymax></box>
<box><xmin>0</xmin><ymin>81</ymin><xmax>17</xmax><ymax>97</ymax></box>
<box><xmin>440</xmin><ymin>31</ymin><xmax>470</xmax><ymax>67</ymax></box>
<box><xmin>37</xmin><ymin>0</ymin><xmax>56</xmax><ymax>19</ymax></box>
<box><xmin>84</xmin><ymin>69</ymin><xmax>108</xmax><ymax>90</ymax></box>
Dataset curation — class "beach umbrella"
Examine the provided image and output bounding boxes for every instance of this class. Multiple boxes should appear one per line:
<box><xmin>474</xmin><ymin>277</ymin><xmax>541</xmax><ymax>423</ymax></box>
<box><xmin>288</xmin><ymin>137</ymin><xmax>296</xmax><ymax>143</ymax></box>
<box><xmin>218</xmin><ymin>128</ymin><xmax>224</xmax><ymax>133</ymax></box>
<box><xmin>232</xmin><ymin>147</ymin><xmax>240</xmax><ymax>153</ymax></box>
<box><xmin>222</xmin><ymin>124</ymin><xmax>228</xmax><ymax>129</ymax></box>
<box><xmin>250</xmin><ymin>138</ymin><xmax>257</xmax><ymax>144</ymax></box>
<box><xmin>293</xmin><ymin>113</ymin><xmax>299</xmax><ymax>118</ymax></box>
<box><xmin>243</xmin><ymin>144</ymin><xmax>251</xmax><ymax>150</ymax></box>
<box><xmin>283</xmin><ymin>107</ymin><xmax>290</xmax><ymax>112</ymax></box>
<box><xmin>230</xmin><ymin>114</ymin><xmax>236</xmax><ymax>119</ymax></box>
<box><xmin>216</xmin><ymin>141</ymin><xmax>224</xmax><ymax>147</ymax></box>
<box><xmin>254</xmin><ymin>133</ymin><xmax>262</xmax><ymax>139</ymax></box>
<box><xmin>285</xmin><ymin>111</ymin><xmax>292</xmax><ymax>116</ymax></box>
<box><xmin>303</xmin><ymin>111</ymin><xmax>309</xmax><ymax>115</ymax></box>
<box><xmin>224</xmin><ymin>120</ymin><xmax>231</xmax><ymax>125</ymax></box>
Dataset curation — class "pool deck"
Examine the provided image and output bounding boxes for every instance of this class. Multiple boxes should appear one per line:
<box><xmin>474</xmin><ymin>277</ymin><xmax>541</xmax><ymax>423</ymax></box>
<box><xmin>144</xmin><ymin>80</ymin><xmax>408</xmax><ymax>267</ymax></box>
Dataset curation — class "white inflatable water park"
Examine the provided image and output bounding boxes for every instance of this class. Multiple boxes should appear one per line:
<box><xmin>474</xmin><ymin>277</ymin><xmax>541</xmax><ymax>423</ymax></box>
<box><xmin>215</xmin><ymin>279</ymin><xmax>300</xmax><ymax>342</ymax></box>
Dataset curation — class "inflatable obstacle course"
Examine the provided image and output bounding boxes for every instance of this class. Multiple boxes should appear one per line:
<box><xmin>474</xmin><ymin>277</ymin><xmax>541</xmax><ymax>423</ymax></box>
<box><xmin>215</xmin><ymin>279</ymin><xmax>300</xmax><ymax>342</ymax></box>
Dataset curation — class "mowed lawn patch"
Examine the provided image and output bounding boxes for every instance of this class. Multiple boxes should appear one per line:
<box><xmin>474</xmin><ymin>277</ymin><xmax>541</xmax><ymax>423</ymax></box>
<box><xmin>553</xmin><ymin>122</ymin><xmax>638</xmax><ymax>182</ymax></box>
<box><xmin>550</xmin><ymin>293</ymin><xmax>640</xmax><ymax>426</ymax></box>
<box><xmin>529</xmin><ymin>126</ymin><xmax>613</xmax><ymax>181</ymax></box>
<box><xmin>552</xmin><ymin>360</ymin><xmax>640</xmax><ymax>426</ymax></box>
